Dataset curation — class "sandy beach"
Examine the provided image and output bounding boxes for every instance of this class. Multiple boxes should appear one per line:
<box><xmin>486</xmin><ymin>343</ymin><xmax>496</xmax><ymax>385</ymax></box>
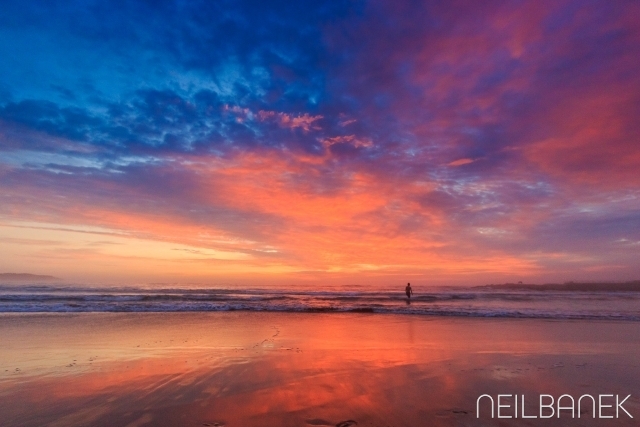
<box><xmin>1</xmin><ymin>312</ymin><xmax>639</xmax><ymax>426</ymax></box>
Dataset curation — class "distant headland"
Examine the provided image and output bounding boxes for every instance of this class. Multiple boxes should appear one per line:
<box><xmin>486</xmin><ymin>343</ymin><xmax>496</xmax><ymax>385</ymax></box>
<box><xmin>0</xmin><ymin>273</ymin><xmax>61</xmax><ymax>282</ymax></box>
<box><xmin>479</xmin><ymin>280</ymin><xmax>640</xmax><ymax>292</ymax></box>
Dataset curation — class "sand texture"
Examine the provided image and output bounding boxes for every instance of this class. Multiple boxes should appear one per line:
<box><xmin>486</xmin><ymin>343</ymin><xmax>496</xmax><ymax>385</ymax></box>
<box><xmin>1</xmin><ymin>312</ymin><xmax>639</xmax><ymax>426</ymax></box>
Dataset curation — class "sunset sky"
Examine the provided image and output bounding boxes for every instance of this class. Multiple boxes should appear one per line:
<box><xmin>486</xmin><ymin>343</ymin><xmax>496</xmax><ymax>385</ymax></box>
<box><xmin>0</xmin><ymin>0</ymin><xmax>639</xmax><ymax>285</ymax></box>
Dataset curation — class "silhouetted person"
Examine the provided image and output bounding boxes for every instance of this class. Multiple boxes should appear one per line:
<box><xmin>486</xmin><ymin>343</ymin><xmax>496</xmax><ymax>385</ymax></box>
<box><xmin>405</xmin><ymin>282</ymin><xmax>413</xmax><ymax>300</ymax></box>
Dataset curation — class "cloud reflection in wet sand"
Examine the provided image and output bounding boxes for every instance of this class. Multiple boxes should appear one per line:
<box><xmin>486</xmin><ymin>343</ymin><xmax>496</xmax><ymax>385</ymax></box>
<box><xmin>1</xmin><ymin>312</ymin><xmax>640</xmax><ymax>426</ymax></box>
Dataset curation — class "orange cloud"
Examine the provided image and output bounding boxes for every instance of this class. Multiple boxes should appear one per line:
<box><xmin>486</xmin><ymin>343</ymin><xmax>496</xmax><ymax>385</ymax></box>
<box><xmin>0</xmin><ymin>147</ymin><xmax>546</xmax><ymax>284</ymax></box>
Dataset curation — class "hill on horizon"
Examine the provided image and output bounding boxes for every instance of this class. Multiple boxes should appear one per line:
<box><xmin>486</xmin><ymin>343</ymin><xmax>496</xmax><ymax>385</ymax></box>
<box><xmin>480</xmin><ymin>280</ymin><xmax>640</xmax><ymax>292</ymax></box>
<box><xmin>0</xmin><ymin>273</ymin><xmax>61</xmax><ymax>282</ymax></box>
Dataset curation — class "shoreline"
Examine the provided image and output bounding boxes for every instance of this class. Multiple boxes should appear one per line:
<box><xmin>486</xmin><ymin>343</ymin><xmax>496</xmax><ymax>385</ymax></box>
<box><xmin>1</xmin><ymin>310</ymin><xmax>638</xmax><ymax>322</ymax></box>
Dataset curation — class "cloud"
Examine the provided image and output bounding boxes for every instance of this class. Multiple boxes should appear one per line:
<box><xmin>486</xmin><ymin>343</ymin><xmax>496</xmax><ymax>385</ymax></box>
<box><xmin>257</xmin><ymin>110</ymin><xmax>323</xmax><ymax>132</ymax></box>
<box><xmin>339</xmin><ymin>118</ymin><xmax>356</xmax><ymax>127</ymax></box>
<box><xmin>0</xmin><ymin>0</ymin><xmax>639</xmax><ymax>283</ymax></box>
<box><xmin>448</xmin><ymin>158</ymin><xmax>475</xmax><ymax>167</ymax></box>
<box><xmin>321</xmin><ymin>135</ymin><xmax>372</xmax><ymax>149</ymax></box>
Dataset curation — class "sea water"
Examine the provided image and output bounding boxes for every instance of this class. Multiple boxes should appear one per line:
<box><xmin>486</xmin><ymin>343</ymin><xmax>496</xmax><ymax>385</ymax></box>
<box><xmin>1</xmin><ymin>283</ymin><xmax>638</xmax><ymax>320</ymax></box>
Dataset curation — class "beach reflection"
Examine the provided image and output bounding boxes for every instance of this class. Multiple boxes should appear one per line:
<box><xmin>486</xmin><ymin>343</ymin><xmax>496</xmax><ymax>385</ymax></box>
<box><xmin>1</xmin><ymin>313</ymin><xmax>639</xmax><ymax>426</ymax></box>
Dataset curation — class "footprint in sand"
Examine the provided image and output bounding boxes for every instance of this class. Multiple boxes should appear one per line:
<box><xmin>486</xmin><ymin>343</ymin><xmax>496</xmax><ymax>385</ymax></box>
<box><xmin>435</xmin><ymin>408</ymin><xmax>469</xmax><ymax>417</ymax></box>
<box><xmin>305</xmin><ymin>419</ymin><xmax>333</xmax><ymax>426</ymax></box>
<box><xmin>305</xmin><ymin>419</ymin><xmax>357</xmax><ymax>427</ymax></box>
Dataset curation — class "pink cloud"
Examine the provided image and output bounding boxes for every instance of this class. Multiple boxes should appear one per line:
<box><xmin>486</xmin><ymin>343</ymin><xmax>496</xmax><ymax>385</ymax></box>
<box><xmin>321</xmin><ymin>135</ymin><xmax>372</xmax><ymax>149</ymax></box>
<box><xmin>257</xmin><ymin>110</ymin><xmax>323</xmax><ymax>132</ymax></box>
<box><xmin>221</xmin><ymin>105</ymin><xmax>323</xmax><ymax>132</ymax></box>
<box><xmin>339</xmin><ymin>119</ymin><xmax>357</xmax><ymax>127</ymax></box>
<box><xmin>448</xmin><ymin>158</ymin><xmax>475</xmax><ymax>167</ymax></box>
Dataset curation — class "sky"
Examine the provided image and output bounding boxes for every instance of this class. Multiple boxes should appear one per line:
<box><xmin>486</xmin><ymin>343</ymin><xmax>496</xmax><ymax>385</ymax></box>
<box><xmin>0</xmin><ymin>0</ymin><xmax>639</xmax><ymax>286</ymax></box>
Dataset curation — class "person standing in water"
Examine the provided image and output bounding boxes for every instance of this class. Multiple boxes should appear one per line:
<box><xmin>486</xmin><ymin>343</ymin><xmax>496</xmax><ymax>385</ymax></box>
<box><xmin>405</xmin><ymin>282</ymin><xmax>413</xmax><ymax>300</ymax></box>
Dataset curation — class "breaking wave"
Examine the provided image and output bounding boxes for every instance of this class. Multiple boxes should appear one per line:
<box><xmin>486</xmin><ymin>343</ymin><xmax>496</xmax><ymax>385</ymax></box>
<box><xmin>0</xmin><ymin>285</ymin><xmax>638</xmax><ymax>320</ymax></box>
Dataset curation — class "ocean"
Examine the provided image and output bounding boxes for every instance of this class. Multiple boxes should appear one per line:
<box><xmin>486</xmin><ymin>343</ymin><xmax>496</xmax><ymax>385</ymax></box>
<box><xmin>1</xmin><ymin>284</ymin><xmax>639</xmax><ymax>320</ymax></box>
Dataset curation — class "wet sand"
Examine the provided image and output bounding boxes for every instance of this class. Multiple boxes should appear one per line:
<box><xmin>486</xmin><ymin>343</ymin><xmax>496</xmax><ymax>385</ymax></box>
<box><xmin>1</xmin><ymin>312</ymin><xmax>639</xmax><ymax>426</ymax></box>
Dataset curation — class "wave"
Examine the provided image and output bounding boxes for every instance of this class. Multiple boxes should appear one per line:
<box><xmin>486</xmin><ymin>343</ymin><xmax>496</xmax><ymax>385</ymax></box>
<box><xmin>1</xmin><ymin>302</ymin><xmax>638</xmax><ymax>321</ymax></box>
<box><xmin>0</xmin><ymin>286</ymin><xmax>638</xmax><ymax>320</ymax></box>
